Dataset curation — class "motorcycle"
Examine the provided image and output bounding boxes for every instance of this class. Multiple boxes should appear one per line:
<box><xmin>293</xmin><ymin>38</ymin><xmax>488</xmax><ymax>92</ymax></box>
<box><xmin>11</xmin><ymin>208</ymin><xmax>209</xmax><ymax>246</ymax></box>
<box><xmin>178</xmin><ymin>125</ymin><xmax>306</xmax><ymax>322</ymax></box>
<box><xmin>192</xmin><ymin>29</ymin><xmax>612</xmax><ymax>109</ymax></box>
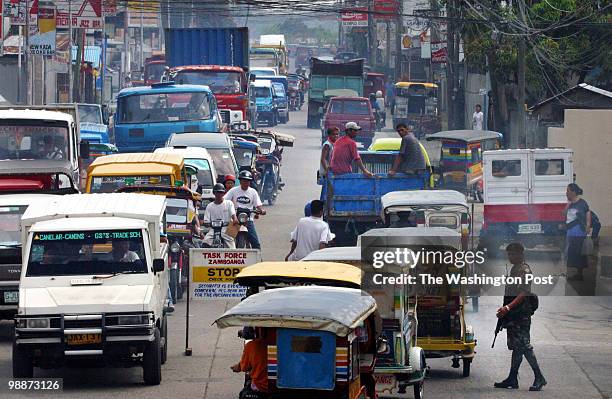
<box><xmin>203</xmin><ymin>219</ymin><xmax>230</xmax><ymax>248</ymax></box>
<box><xmin>168</xmin><ymin>236</ymin><xmax>197</xmax><ymax>302</ymax></box>
<box><xmin>235</xmin><ymin>208</ymin><xmax>264</xmax><ymax>249</ymax></box>
<box><xmin>255</xmin><ymin>153</ymin><xmax>282</xmax><ymax>205</ymax></box>
<box><xmin>375</xmin><ymin>109</ymin><xmax>386</xmax><ymax>131</ymax></box>
<box><xmin>288</xmin><ymin>89</ymin><xmax>300</xmax><ymax>111</ymax></box>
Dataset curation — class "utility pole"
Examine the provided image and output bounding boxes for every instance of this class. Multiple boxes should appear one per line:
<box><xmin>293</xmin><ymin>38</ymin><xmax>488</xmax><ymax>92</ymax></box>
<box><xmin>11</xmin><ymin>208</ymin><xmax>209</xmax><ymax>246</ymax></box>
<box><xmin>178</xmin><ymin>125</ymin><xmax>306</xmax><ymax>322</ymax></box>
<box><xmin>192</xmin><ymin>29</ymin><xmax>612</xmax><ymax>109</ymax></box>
<box><xmin>395</xmin><ymin>0</ymin><xmax>402</xmax><ymax>80</ymax></box>
<box><xmin>123</xmin><ymin>5</ymin><xmax>129</xmax><ymax>86</ymax></box>
<box><xmin>446</xmin><ymin>0</ymin><xmax>455</xmax><ymax>129</ymax></box>
<box><xmin>68</xmin><ymin>0</ymin><xmax>73</xmax><ymax>102</ymax></box>
<box><xmin>25</xmin><ymin>0</ymin><xmax>31</xmax><ymax>104</ymax></box>
<box><xmin>368</xmin><ymin>0</ymin><xmax>375</xmax><ymax>64</ymax></box>
<box><xmin>517</xmin><ymin>0</ymin><xmax>528</xmax><ymax>148</ymax></box>
<box><xmin>140</xmin><ymin>0</ymin><xmax>144</xmax><ymax>71</ymax></box>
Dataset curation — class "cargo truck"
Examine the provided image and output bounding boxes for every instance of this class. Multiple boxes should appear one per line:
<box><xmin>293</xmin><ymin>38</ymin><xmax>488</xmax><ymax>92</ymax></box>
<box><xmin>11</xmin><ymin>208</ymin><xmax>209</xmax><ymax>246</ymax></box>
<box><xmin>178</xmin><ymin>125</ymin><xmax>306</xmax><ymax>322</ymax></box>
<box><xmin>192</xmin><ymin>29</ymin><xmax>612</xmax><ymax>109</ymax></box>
<box><xmin>307</xmin><ymin>58</ymin><xmax>365</xmax><ymax>129</ymax></box>
<box><xmin>164</xmin><ymin>28</ymin><xmax>253</xmax><ymax>130</ymax></box>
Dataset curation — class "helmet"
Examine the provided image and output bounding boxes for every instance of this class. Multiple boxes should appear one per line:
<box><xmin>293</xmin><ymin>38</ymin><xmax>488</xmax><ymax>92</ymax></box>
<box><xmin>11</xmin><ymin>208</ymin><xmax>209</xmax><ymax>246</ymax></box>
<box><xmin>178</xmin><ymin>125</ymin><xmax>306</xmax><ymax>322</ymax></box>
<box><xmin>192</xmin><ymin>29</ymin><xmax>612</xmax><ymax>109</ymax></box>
<box><xmin>238</xmin><ymin>170</ymin><xmax>253</xmax><ymax>181</ymax></box>
<box><xmin>376</xmin><ymin>90</ymin><xmax>383</xmax><ymax>98</ymax></box>
<box><xmin>369</xmin><ymin>93</ymin><xmax>376</xmax><ymax>100</ymax></box>
<box><xmin>225</xmin><ymin>174</ymin><xmax>236</xmax><ymax>182</ymax></box>
<box><xmin>213</xmin><ymin>183</ymin><xmax>226</xmax><ymax>193</ymax></box>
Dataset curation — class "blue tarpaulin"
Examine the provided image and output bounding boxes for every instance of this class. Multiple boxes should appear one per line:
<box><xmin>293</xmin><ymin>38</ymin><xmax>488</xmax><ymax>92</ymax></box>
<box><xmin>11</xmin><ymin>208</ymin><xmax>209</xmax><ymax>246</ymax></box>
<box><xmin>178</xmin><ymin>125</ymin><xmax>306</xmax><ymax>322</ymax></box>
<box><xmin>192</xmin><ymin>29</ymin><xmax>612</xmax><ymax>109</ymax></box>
<box><xmin>71</xmin><ymin>46</ymin><xmax>101</xmax><ymax>68</ymax></box>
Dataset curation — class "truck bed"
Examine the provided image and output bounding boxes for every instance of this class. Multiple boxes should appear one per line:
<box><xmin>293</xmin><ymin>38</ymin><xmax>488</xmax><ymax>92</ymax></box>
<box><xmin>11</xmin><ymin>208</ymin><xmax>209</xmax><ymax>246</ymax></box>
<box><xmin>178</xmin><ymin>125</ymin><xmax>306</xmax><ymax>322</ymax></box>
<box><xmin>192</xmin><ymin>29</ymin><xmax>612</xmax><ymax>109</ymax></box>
<box><xmin>324</xmin><ymin>173</ymin><xmax>430</xmax><ymax>221</ymax></box>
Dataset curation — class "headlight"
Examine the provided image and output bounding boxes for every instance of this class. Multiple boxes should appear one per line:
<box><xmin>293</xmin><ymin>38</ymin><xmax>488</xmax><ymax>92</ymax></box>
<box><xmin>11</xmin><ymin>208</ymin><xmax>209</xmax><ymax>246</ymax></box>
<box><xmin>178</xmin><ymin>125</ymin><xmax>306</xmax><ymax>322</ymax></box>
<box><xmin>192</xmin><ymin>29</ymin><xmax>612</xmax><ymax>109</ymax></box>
<box><xmin>238</xmin><ymin>213</ymin><xmax>249</xmax><ymax>223</ymax></box>
<box><xmin>26</xmin><ymin>318</ymin><xmax>50</xmax><ymax>329</ymax></box>
<box><xmin>170</xmin><ymin>242</ymin><xmax>181</xmax><ymax>253</ymax></box>
<box><xmin>211</xmin><ymin>220</ymin><xmax>223</xmax><ymax>228</ymax></box>
<box><xmin>117</xmin><ymin>314</ymin><xmax>149</xmax><ymax>326</ymax></box>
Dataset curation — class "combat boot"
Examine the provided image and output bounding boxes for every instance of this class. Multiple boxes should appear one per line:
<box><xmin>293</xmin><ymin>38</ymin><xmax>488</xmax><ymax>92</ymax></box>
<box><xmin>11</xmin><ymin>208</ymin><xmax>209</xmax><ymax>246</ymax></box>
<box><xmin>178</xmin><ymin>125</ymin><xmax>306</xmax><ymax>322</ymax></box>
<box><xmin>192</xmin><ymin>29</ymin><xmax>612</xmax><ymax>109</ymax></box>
<box><xmin>524</xmin><ymin>349</ymin><xmax>547</xmax><ymax>391</ymax></box>
<box><xmin>494</xmin><ymin>350</ymin><xmax>522</xmax><ymax>389</ymax></box>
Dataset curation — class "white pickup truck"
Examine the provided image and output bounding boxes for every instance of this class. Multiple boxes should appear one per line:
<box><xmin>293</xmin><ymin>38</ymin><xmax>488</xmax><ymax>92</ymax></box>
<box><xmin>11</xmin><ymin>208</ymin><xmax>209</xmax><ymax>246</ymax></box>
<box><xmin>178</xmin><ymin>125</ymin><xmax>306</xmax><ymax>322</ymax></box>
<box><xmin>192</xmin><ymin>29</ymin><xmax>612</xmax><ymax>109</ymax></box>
<box><xmin>13</xmin><ymin>193</ymin><xmax>169</xmax><ymax>385</ymax></box>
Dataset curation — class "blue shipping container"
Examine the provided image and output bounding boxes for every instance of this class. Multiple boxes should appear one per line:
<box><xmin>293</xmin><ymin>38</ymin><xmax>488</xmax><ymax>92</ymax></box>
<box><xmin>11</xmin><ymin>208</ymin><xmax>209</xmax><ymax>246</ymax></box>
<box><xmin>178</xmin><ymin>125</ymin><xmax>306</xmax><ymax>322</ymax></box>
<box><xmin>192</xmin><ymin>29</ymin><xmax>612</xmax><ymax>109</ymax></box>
<box><xmin>165</xmin><ymin>28</ymin><xmax>249</xmax><ymax>69</ymax></box>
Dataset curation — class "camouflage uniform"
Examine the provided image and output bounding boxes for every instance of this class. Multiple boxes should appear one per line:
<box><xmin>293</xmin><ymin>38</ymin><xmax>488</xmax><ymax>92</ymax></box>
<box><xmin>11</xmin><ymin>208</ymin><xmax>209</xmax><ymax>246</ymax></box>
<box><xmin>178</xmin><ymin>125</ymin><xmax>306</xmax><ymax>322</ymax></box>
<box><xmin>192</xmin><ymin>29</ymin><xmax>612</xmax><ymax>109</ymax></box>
<box><xmin>495</xmin><ymin>262</ymin><xmax>546</xmax><ymax>390</ymax></box>
<box><xmin>504</xmin><ymin>263</ymin><xmax>533</xmax><ymax>353</ymax></box>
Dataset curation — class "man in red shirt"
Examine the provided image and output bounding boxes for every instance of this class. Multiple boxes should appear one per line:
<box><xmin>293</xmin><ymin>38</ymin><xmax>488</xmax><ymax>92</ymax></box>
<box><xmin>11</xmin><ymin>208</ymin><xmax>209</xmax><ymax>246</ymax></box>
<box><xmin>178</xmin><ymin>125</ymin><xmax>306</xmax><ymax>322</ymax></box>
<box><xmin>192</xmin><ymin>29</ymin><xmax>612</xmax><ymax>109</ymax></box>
<box><xmin>231</xmin><ymin>333</ymin><xmax>268</xmax><ymax>393</ymax></box>
<box><xmin>330</xmin><ymin>122</ymin><xmax>374</xmax><ymax>177</ymax></box>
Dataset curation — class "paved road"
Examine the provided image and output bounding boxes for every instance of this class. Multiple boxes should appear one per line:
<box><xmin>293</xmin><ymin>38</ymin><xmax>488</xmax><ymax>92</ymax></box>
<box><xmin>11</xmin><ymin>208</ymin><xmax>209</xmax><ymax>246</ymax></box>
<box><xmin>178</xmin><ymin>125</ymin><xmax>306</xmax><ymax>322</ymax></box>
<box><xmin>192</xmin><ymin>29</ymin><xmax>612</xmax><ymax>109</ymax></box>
<box><xmin>0</xmin><ymin>108</ymin><xmax>610</xmax><ymax>398</ymax></box>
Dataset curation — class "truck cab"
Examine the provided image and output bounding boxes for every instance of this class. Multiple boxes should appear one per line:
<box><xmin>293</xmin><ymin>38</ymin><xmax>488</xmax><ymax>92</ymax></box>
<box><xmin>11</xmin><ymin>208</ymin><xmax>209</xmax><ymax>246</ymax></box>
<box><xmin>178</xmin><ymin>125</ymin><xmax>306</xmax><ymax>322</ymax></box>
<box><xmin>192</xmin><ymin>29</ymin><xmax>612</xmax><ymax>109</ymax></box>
<box><xmin>322</xmin><ymin>96</ymin><xmax>376</xmax><ymax>148</ymax></box>
<box><xmin>114</xmin><ymin>83</ymin><xmax>222</xmax><ymax>152</ymax></box>
<box><xmin>0</xmin><ymin>107</ymin><xmax>90</xmax><ymax>188</ymax></box>
<box><xmin>52</xmin><ymin>103</ymin><xmax>109</xmax><ymax>144</ymax></box>
<box><xmin>167</xmin><ymin>65</ymin><xmax>250</xmax><ymax>131</ymax></box>
<box><xmin>14</xmin><ymin>193</ymin><xmax>169</xmax><ymax>385</ymax></box>
<box><xmin>251</xmin><ymin>80</ymin><xmax>278</xmax><ymax>127</ymax></box>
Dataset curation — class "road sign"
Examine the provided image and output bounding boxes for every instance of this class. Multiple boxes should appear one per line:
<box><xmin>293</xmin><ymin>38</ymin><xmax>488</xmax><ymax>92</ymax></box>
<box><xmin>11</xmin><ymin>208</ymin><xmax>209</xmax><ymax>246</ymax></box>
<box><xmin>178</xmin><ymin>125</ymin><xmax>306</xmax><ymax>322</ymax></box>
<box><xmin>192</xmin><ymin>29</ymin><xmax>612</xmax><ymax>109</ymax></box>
<box><xmin>189</xmin><ymin>248</ymin><xmax>261</xmax><ymax>300</ymax></box>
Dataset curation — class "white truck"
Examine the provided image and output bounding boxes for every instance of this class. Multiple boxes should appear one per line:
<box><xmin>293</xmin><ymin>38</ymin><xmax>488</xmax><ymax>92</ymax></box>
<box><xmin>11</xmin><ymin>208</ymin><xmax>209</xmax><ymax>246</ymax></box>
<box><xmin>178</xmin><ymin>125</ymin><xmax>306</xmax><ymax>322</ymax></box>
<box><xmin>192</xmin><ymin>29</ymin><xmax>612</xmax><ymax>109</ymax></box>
<box><xmin>479</xmin><ymin>148</ymin><xmax>573</xmax><ymax>255</ymax></box>
<box><xmin>13</xmin><ymin>193</ymin><xmax>169</xmax><ymax>385</ymax></box>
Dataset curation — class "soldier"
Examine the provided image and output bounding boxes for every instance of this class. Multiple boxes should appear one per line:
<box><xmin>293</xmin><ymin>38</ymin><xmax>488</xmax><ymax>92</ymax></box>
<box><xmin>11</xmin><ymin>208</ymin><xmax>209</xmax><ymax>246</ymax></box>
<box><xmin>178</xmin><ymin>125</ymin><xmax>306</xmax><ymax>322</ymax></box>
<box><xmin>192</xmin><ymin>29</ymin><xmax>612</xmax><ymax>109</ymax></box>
<box><xmin>494</xmin><ymin>242</ymin><xmax>547</xmax><ymax>391</ymax></box>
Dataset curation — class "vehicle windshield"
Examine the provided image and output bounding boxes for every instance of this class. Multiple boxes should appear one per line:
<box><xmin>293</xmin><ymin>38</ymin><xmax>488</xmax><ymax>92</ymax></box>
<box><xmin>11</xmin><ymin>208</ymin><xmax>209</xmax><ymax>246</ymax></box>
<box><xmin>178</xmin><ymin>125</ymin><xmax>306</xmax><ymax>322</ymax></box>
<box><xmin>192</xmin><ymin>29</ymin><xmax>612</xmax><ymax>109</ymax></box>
<box><xmin>89</xmin><ymin>175</ymin><xmax>172</xmax><ymax>193</ymax></box>
<box><xmin>0</xmin><ymin>205</ymin><xmax>27</xmax><ymax>245</ymax></box>
<box><xmin>233</xmin><ymin>148</ymin><xmax>255</xmax><ymax>168</ymax></box>
<box><xmin>207</xmin><ymin>148</ymin><xmax>236</xmax><ymax>176</ymax></box>
<box><xmin>185</xmin><ymin>158</ymin><xmax>214</xmax><ymax>189</ymax></box>
<box><xmin>254</xmin><ymin>87</ymin><xmax>271</xmax><ymax>98</ymax></box>
<box><xmin>78</xmin><ymin>105</ymin><xmax>103</xmax><ymax>124</ymax></box>
<box><xmin>329</xmin><ymin>100</ymin><xmax>370</xmax><ymax>115</ymax></box>
<box><xmin>273</xmin><ymin>84</ymin><xmax>286</xmax><ymax>97</ymax></box>
<box><xmin>251</xmin><ymin>69</ymin><xmax>276</xmax><ymax>76</ymax></box>
<box><xmin>146</xmin><ymin>63</ymin><xmax>166</xmax><ymax>82</ymax></box>
<box><xmin>117</xmin><ymin>92</ymin><xmax>212</xmax><ymax>124</ymax></box>
<box><xmin>26</xmin><ymin>229</ymin><xmax>147</xmax><ymax>277</ymax></box>
<box><xmin>166</xmin><ymin>198</ymin><xmax>189</xmax><ymax>224</ymax></box>
<box><xmin>173</xmin><ymin>71</ymin><xmax>242</xmax><ymax>94</ymax></box>
<box><xmin>0</xmin><ymin>123</ymin><xmax>69</xmax><ymax>161</ymax></box>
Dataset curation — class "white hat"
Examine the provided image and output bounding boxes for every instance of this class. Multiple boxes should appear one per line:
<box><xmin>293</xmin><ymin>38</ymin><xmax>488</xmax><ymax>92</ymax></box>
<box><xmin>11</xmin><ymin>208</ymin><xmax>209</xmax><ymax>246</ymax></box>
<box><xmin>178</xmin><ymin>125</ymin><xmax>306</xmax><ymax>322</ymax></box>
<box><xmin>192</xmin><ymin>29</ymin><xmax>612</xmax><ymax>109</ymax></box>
<box><xmin>345</xmin><ymin>121</ymin><xmax>362</xmax><ymax>131</ymax></box>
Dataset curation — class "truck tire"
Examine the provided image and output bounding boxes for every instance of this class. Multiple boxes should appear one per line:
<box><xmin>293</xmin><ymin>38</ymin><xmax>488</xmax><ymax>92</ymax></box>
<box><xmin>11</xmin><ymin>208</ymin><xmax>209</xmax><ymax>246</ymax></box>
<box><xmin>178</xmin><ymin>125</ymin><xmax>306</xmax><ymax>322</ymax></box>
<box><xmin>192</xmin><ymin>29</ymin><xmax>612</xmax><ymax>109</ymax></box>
<box><xmin>12</xmin><ymin>342</ymin><xmax>33</xmax><ymax>378</ymax></box>
<box><xmin>160</xmin><ymin>316</ymin><xmax>168</xmax><ymax>365</ymax></box>
<box><xmin>143</xmin><ymin>328</ymin><xmax>162</xmax><ymax>385</ymax></box>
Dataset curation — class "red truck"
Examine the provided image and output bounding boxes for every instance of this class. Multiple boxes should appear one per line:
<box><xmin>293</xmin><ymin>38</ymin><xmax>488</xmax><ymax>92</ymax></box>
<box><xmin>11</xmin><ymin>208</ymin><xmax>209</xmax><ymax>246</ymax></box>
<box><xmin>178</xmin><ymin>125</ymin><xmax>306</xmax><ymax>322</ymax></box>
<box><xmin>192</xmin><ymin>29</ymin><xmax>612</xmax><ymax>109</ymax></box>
<box><xmin>144</xmin><ymin>53</ymin><xmax>167</xmax><ymax>85</ymax></box>
<box><xmin>321</xmin><ymin>96</ymin><xmax>376</xmax><ymax>148</ymax></box>
<box><xmin>167</xmin><ymin>65</ymin><xmax>251</xmax><ymax>130</ymax></box>
<box><xmin>164</xmin><ymin>28</ymin><xmax>252</xmax><ymax>130</ymax></box>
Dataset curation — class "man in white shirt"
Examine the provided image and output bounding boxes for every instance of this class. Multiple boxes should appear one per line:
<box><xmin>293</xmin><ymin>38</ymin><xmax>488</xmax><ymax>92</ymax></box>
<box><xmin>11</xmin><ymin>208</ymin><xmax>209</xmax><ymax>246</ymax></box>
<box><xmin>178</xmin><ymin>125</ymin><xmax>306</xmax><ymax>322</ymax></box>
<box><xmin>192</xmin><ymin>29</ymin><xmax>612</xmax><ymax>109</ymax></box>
<box><xmin>472</xmin><ymin>104</ymin><xmax>484</xmax><ymax>130</ymax></box>
<box><xmin>224</xmin><ymin>171</ymin><xmax>266</xmax><ymax>249</ymax></box>
<box><xmin>112</xmin><ymin>241</ymin><xmax>140</xmax><ymax>263</ymax></box>
<box><xmin>203</xmin><ymin>183</ymin><xmax>238</xmax><ymax>248</ymax></box>
<box><xmin>285</xmin><ymin>200</ymin><xmax>334</xmax><ymax>261</ymax></box>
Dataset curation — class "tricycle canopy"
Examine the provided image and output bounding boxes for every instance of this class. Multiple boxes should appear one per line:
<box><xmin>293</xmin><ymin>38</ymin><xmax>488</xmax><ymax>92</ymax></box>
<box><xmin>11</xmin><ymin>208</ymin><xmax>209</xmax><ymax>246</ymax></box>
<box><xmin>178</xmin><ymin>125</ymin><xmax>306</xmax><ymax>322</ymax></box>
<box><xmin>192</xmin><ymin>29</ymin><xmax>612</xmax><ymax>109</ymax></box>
<box><xmin>235</xmin><ymin>261</ymin><xmax>362</xmax><ymax>288</ymax></box>
<box><xmin>215</xmin><ymin>286</ymin><xmax>377</xmax><ymax>337</ymax></box>
<box><xmin>358</xmin><ymin>226</ymin><xmax>462</xmax><ymax>249</ymax></box>
<box><xmin>426</xmin><ymin>130</ymin><xmax>502</xmax><ymax>143</ymax></box>
<box><xmin>381</xmin><ymin>190</ymin><xmax>468</xmax><ymax>212</ymax></box>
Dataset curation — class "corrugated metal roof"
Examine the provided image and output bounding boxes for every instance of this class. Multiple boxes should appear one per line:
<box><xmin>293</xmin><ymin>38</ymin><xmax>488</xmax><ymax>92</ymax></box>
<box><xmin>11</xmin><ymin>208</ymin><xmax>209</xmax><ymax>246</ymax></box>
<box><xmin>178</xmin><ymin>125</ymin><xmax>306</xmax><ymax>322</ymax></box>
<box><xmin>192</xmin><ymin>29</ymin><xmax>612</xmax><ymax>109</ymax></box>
<box><xmin>578</xmin><ymin>83</ymin><xmax>612</xmax><ymax>98</ymax></box>
<box><xmin>529</xmin><ymin>83</ymin><xmax>612</xmax><ymax>111</ymax></box>
<box><xmin>89</xmin><ymin>152</ymin><xmax>185</xmax><ymax>167</ymax></box>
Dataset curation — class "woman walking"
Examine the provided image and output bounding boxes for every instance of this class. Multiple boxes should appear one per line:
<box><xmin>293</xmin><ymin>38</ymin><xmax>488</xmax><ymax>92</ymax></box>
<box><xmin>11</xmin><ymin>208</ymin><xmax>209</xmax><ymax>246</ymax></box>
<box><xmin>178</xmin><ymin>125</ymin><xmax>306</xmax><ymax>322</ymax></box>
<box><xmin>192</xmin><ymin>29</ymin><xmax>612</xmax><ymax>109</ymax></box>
<box><xmin>564</xmin><ymin>183</ymin><xmax>592</xmax><ymax>281</ymax></box>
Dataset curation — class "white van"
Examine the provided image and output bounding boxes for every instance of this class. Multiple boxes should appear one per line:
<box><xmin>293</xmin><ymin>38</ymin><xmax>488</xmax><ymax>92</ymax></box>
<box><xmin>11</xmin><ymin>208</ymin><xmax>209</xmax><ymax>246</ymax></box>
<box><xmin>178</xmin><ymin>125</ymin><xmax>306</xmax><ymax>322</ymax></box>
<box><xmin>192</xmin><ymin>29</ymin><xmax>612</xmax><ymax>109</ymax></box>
<box><xmin>480</xmin><ymin>148</ymin><xmax>573</xmax><ymax>254</ymax></box>
<box><xmin>14</xmin><ymin>194</ymin><xmax>169</xmax><ymax>385</ymax></box>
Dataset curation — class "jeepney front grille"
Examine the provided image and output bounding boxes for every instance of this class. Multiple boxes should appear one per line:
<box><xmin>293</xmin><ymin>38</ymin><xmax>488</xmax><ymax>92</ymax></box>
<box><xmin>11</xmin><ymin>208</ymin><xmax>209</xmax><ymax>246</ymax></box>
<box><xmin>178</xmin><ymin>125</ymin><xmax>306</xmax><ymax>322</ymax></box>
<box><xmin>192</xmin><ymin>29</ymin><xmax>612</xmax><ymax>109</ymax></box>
<box><xmin>219</xmin><ymin>109</ymin><xmax>231</xmax><ymax>124</ymax></box>
<box><xmin>63</xmin><ymin>318</ymin><xmax>102</xmax><ymax>329</ymax></box>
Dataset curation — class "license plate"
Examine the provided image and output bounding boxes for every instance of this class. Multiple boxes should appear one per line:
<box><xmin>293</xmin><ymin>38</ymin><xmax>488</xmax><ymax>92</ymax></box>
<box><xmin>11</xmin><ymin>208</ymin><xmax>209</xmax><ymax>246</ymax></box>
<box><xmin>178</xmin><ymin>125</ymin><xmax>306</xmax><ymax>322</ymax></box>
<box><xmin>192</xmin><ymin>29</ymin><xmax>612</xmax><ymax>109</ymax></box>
<box><xmin>3</xmin><ymin>291</ymin><xmax>18</xmax><ymax>303</ymax></box>
<box><xmin>375</xmin><ymin>374</ymin><xmax>398</xmax><ymax>392</ymax></box>
<box><xmin>518</xmin><ymin>224</ymin><xmax>542</xmax><ymax>234</ymax></box>
<box><xmin>66</xmin><ymin>334</ymin><xmax>102</xmax><ymax>345</ymax></box>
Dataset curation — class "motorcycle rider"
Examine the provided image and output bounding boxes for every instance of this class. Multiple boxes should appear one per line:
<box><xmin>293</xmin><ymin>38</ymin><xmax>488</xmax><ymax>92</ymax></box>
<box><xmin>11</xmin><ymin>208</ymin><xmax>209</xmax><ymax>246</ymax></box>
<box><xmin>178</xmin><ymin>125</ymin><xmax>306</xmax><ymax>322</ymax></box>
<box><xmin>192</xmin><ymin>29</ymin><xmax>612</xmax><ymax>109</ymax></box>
<box><xmin>376</xmin><ymin>90</ymin><xmax>386</xmax><ymax>127</ymax></box>
<box><xmin>203</xmin><ymin>183</ymin><xmax>238</xmax><ymax>248</ymax></box>
<box><xmin>369</xmin><ymin>93</ymin><xmax>382</xmax><ymax>129</ymax></box>
<box><xmin>224</xmin><ymin>170</ymin><xmax>266</xmax><ymax>249</ymax></box>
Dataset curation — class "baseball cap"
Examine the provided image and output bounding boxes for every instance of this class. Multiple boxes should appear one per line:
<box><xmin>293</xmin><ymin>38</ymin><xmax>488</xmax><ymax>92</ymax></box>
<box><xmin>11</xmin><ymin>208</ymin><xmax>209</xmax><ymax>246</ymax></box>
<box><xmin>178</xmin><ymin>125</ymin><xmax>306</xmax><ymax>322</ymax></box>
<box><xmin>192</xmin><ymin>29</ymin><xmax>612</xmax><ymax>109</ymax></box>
<box><xmin>345</xmin><ymin>122</ymin><xmax>362</xmax><ymax>131</ymax></box>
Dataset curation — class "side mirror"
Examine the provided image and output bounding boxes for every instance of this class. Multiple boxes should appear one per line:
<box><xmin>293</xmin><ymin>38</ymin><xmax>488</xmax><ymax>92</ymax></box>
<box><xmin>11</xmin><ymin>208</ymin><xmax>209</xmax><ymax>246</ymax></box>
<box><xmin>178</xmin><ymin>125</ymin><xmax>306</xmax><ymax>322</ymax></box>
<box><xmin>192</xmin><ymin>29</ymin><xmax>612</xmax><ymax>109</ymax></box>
<box><xmin>376</xmin><ymin>337</ymin><xmax>389</xmax><ymax>354</ymax></box>
<box><xmin>79</xmin><ymin>140</ymin><xmax>90</xmax><ymax>159</ymax></box>
<box><xmin>153</xmin><ymin>259</ymin><xmax>165</xmax><ymax>274</ymax></box>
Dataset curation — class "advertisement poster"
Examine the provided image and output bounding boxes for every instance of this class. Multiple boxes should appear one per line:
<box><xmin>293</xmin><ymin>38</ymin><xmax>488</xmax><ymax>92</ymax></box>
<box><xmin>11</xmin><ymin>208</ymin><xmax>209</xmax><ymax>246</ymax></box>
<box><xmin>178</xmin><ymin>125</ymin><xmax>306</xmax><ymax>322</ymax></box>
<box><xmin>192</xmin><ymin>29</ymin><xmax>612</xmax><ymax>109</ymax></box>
<box><xmin>431</xmin><ymin>41</ymin><xmax>448</xmax><ymax>63</ymax></box>
<box><xmin>54</xmin><ymin>0</ymin><xmax>103</xmax><ymax>29</ymax></box>
<box><xmin>189</xmin><ymin>248</ymin><xmax>261</xmax><ymax>300</ymax></box>
<box><xmin>29</xmin><ymin>0</ymin><xmax>56</xmax><ymax>55</ymax></box>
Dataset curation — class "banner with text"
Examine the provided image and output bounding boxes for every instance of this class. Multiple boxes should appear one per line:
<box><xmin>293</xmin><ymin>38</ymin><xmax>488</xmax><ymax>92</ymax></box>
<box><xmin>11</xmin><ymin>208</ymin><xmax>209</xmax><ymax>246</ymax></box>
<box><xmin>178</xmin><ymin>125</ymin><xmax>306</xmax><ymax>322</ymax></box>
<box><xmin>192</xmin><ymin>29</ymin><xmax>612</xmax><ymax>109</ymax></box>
<box><xmin>189</xmin><ymin>248</ymin><xmax>261</xmax><ymax>300</ymax></box>
<box><xmin>431</xmin><ymin>41</ymin><xmax>447</xmax><ymax>63</ymax></box>
<box><xmin>340</xmin><ymin>8</ymin><xmax>368</xmax><ymax>27</ymax></box>
<box><xmin>29</xmin><ymin>0</ymin><xmax>56</xmax><ymax>55</ymax></box>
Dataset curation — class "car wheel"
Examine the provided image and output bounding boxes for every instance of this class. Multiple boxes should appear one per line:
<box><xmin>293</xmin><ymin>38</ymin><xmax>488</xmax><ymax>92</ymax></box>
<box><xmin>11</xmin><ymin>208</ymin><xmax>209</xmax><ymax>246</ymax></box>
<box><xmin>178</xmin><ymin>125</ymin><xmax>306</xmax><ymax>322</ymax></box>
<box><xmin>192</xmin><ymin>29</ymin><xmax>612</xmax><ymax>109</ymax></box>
<box><xmin>12</xmin><ymin>342</ymin><xmax>33</xmax><ymax>378</ymax></box>
<box><xmin>160</xmin><ymin>316</ymin><xmax>168</xmax><ymax>365</ymax></box>
<box><xmin>143</xmin><ymin>328</ymin><xmax>162</xmax><ymax>385</ymax></box>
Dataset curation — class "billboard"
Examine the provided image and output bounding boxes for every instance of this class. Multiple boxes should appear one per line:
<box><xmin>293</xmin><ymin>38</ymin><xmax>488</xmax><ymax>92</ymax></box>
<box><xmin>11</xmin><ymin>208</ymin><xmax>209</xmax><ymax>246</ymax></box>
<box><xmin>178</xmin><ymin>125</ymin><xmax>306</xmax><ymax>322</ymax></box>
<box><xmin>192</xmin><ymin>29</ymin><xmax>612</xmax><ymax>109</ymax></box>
<box><xmin>55</xmin><ymin>0</ymin><xmax>103</xmax><ymax>29</ymax></box>
<box><xmin>431</xmin><ymin>41</ymin><xmax>447</xmax><ymax>63</ymax></box>
<box><xmin>341</xmin><ymin>8</ymin><xmax>368</xmax><ymax>27</ymax></box>
<box><xmin>29</xmin><ymin>0</ymin><xmax>56</xmax><ymax>55</ymax></box>
<box><xmin>374</xmin><ymin>0</ymin><xmax>399</xmax><ymax>20</ymax></box>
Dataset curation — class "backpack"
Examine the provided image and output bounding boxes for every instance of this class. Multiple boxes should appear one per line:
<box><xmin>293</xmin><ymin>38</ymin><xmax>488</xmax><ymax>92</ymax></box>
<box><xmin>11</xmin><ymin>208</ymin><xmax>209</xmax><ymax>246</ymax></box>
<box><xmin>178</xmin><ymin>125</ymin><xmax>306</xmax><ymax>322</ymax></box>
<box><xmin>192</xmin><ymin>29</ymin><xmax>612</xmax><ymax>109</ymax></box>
<box><xmin>527</xmin><ymin>294</ymin><xmax>539</xmax><ymax>315</ymax></box>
